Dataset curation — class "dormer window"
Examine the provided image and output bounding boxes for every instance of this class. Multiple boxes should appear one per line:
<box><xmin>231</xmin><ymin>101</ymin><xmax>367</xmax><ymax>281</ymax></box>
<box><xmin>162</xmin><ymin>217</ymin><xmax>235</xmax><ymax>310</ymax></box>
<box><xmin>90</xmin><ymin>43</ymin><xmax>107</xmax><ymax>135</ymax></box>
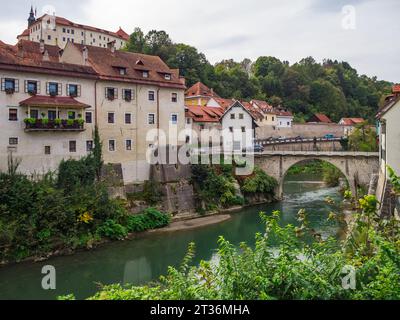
<box><xmin>136</xmin><ymin>60</ymin><xmax>144</xmax><ymax>66</ymax></box>
<box><xmin>117</xmin><ymin>67</ymin><xmax>127</xmax><ymax>75</ymax></box>
<box><xmin>143</xmin><ymin>71</ymin><xmax>149</xmax><ymax>78</ymax></box>
<box><xmin>164</xmin><ymin>74</ymin><xmax>171</xmax><ymax>80</ymax></box>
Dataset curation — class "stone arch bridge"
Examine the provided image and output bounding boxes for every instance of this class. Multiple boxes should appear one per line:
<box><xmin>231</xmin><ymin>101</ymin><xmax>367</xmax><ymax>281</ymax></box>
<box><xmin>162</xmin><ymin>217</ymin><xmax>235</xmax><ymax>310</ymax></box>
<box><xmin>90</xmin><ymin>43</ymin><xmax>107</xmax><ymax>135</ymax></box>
<box><xmin>254</xmin><ymin>151</ymin><xmax>379</xmax><ymax>199</ymax></box>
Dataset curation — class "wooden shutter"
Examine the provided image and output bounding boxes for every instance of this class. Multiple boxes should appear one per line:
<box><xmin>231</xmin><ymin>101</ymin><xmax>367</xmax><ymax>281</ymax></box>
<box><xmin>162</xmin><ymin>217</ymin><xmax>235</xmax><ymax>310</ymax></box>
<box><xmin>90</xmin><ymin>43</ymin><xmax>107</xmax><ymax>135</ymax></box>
<box><xmin>66</xmin><ymin>83</ymin><xmax>70</xmax><ymax>96</ymax></box>
<box><xmin>46</xmin><ymin>82</ymin><xmax>50</xmax><ymax>95</ymax></box>
<box><xmin>114</xmin><ymin>88</ymin><xmax>118</xmax><ymax>99</ymax></box>
<box><xmin>58</xmin><ymin>83</ymin><xmax>62</xmax><ymax>95</ymax></box>
<box><xmin>105</xmin><ymin>87</ymin><xmax>108</xmax><ymax>98</ymax></box>
<box><xmin>77</xmin><ymin>85</ymin><xmax>81</xmax><ymax>97</ymax></box>
<box><xmin>1</xmin><ymin>78</ymin><xmax>5</xmax><ymax>91</ymax></box>
<box><xmin>122</xmin><ymin>89</ymin><xmax>126</xmax><ymax>100</ymax></box>
<box><xmin>37</xmin><ymin>81</ymin><xmax>41</xmax><ymax>94</ymax></box>
<box><xmin>24</xmin><ymin>80</ymin><xmax>28</xmax><ymax>93</ymax></box>
<box><xmin>14</xmin><ymin>79</ymin><xmax>19</xmax><ymax>93</ymax></box>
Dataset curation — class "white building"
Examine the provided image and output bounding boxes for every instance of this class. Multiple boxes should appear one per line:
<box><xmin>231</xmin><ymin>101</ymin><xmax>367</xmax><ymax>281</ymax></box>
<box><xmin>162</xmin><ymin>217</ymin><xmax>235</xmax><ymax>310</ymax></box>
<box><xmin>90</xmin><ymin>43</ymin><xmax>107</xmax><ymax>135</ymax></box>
<box><xmin>276</xmin><ymin>110</ymin><xmax>293</xmax><ymax>128</ymax></box>
<box><xmin>18</xmin><ymin>8</ymin><xmax>129</xmax><ymax>50</ymax></box>
<box><xmin>220</xmin><ymin>101</ymin><xmax>258</xmax><ymax>152</ymax></box>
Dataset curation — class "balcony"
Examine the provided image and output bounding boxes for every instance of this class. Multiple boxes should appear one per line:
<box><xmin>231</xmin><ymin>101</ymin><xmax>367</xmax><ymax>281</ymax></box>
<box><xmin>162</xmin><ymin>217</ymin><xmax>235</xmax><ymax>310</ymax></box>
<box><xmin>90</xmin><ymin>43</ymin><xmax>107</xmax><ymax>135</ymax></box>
<box><xmin>24</xmin><ymin>118</ymin><xmax>85</xmax><ymax>132</ymax></box>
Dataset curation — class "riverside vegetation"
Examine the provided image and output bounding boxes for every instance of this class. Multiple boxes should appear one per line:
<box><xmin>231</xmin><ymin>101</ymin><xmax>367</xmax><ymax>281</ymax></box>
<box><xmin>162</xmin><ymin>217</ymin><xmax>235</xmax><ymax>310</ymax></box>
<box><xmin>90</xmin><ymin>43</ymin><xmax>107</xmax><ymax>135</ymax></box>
<box><xmin>63</xmin><ymin>169</ymin><xmax>400</xmax><ymax>300</ymax></box>
<box><xmin>0</xmin><ymin>128</ymin><xmax>170</xmax><ymax>264</ymax></box>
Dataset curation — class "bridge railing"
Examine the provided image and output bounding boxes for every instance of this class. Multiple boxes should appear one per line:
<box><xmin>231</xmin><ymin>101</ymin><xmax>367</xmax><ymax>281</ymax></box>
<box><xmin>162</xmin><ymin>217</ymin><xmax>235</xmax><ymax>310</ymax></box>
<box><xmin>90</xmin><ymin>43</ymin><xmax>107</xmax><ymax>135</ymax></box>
<box><xmin>255</xmin><ymin>137</ymin><xmax>343</xmax><ymax>146</ymax></box>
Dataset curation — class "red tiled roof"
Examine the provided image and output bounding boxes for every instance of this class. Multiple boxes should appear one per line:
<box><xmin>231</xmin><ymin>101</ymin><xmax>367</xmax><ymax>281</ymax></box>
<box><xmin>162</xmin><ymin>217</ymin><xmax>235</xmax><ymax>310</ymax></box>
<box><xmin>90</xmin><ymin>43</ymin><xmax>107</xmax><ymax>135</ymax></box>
<box><xmin>276</xmin><ymin>110</ymin><xmax>293</xmax><ymax>117</ymax></box>
<box><xmin>33</xmin><ymin>15</ymin><xmax>128</xmax><ymax>41</ymax></box>
<box><xmin>250</xmin><ymin>99</ymin><xmax>274</xmax><ymax>113</ymax></box>
<box><xmin>241</xmin><ymin>101</ymin><xmax>263</xmax><ymax>120</ymax></box>
<box><xmin>212</xmin><ymin>98</ymin><xmax>234</xmax><ymax>110</ymax></box>
<box><xmin>19</xmin><ymin>95</ymin><xmax>90</xmax><ymax>108</ymax></box>
<box><xmin>69</xmin><ymin>43</ymin><xmax>185</xmax><ymax>89</ymax></box>
<box><xmin>185</xmin><ymin>105</ymin><xmax>224</xmax><ymax>123</ymax></box>
<box><xmin>185</xmin><ymin>82</ymin><xmax>220</xmax><ymax>98</ymax></box>
<box><xmin>393</xmin><ymin>84</ymin><xmax>400</xmax><ymax>94</ymax></box>
<box><xmin>340</xmin><ymin>118</ymin><xmax>365</xmax><ymax>126</ymax></box>
<box><xmin>116</xmin><ymin>27</ymin><xmax>130</xmax><ymax>41</ymax></box>
<box><xmin>0</xmin><ymin>40</ymin><xmax>97</xmax><ymax>79</ymax></box>
<box><xmin>309</xmin><ymin>113</ymin><xmax>332</xmax><ymax>123</ymax></box>
<box><xmin>17</xmin><ymin>29</ymin><xmax>30</xmax><ymax>38</ymax></box>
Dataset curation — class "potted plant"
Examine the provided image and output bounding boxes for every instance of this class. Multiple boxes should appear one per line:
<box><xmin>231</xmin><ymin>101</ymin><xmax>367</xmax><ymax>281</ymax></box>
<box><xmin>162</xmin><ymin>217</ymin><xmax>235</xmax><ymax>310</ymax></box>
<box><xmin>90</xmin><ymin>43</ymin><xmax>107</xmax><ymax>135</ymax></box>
<box><xmin>67</xmin><ymin>119</ymin><xmax>75</xmax><ymax>127</ymax></box>
<box><xmin>54</xmin><ymin>118</ymin><xmax>62</xmax><ymax>128</ymax></box>
<box><xmin>77</xmin><ymin>118</ymin><xmax>85</xmax><ymax>128</ymax></box>
<box><xmin>5</xmin><ymin>88</ymin><xmax>15</xmax><ymax>94</ymax></box>
<box><xmin>42</xmin><ymin>118</ymin><xmax>49</xmax><ymax>127</ymax></box>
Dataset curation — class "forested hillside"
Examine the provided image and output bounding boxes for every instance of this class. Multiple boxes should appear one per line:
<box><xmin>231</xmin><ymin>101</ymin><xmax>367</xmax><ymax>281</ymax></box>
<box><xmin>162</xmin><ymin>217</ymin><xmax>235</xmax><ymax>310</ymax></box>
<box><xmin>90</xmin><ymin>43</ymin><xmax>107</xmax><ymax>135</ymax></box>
<box><xmin>125</xmin><ymin>28</ymin><xmax>393</xmax><ymax>122</ymax></box>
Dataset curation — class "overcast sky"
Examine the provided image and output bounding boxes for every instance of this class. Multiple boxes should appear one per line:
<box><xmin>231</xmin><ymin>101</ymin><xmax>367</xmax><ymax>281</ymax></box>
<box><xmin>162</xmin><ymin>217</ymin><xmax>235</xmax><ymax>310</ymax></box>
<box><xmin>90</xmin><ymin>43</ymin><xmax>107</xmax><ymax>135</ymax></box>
<box><xmin>1</xmin><ymin>0</ymin><xmax>398</xmax><ymax>82</ymax></box>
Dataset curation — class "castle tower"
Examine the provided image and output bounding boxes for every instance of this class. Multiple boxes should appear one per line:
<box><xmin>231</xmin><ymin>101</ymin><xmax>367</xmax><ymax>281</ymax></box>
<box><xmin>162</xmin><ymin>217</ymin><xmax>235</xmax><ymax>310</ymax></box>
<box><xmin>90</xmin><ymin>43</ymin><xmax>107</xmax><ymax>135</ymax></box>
<box><xmin>28</xmin><ymin>6</ymin><xmax>36</xmax><ymax>26</ymax></box>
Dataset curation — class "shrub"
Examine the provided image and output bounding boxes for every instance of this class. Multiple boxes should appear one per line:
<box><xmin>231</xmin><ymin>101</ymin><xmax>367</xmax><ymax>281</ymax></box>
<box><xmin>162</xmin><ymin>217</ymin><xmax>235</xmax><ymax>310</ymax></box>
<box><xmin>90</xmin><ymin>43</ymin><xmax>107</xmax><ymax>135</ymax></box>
<box><xmin>126</xmin><ymin>208</ymin><xmax>170</xmax><ymax>233</ymax></box>
<box><xmin>96</xmin><ymin>220</ymin><xmax>128</xmax><ymax>240</ymax></box>
<box><xmin>241</xmin><ymin>167</ymin><xmax>277</xmax><ymax>195</ymax></box>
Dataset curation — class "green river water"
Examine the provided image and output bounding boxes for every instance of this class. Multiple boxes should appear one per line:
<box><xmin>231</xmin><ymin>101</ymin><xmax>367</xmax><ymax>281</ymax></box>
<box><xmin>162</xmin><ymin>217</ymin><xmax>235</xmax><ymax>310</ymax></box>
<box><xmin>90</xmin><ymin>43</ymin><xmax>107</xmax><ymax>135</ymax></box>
<box><xmin>0</xmin><ymin>174</ymin><xmax>344</xmax><ymax>300</ymax></box>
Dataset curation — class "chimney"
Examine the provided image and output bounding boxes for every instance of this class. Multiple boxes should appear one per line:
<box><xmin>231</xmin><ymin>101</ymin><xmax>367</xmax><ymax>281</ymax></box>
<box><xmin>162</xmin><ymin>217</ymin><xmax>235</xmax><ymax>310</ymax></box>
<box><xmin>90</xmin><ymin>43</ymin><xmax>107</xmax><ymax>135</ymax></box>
<box><xmin>39</xmin><ymin>39</ymin><xmax>45</xmax><ymax>54</ymax></box>
<box><xmin>43</xmin><ymin>49</ymin><xmax>49</xmax><ymax>61</ymax></box>
<box><xmin>82</xmin><ymin>46</ymin><xmax>88</xmax><ymax>65</ymax></box>
<box><xmin>107</xmin><ymin>40</ymin><xmax>116</xmax><ymax>53</ymax></box>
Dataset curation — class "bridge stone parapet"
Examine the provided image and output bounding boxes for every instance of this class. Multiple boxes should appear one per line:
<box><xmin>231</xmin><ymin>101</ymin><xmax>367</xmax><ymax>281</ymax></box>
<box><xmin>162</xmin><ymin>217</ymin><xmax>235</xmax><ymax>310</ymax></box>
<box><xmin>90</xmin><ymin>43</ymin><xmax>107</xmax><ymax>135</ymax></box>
<box><xmin>254</xmin><ymin>151</ymin><xmax>379</xmax><ymax>199</ymax></box>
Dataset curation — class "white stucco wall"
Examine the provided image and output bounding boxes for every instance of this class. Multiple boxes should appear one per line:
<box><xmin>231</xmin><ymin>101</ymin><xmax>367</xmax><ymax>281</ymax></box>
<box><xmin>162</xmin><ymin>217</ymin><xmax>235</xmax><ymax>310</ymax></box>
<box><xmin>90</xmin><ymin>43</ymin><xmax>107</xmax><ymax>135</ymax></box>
<box><xmin>381</xmin><ymin>100</ymin><xmax>400</xmax><ymax>176</ymax></box>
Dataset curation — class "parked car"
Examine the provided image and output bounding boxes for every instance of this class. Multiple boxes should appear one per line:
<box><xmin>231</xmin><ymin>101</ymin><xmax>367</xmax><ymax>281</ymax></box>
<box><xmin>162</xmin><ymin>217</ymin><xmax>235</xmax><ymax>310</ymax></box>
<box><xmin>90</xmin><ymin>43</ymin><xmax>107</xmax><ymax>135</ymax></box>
<box><xmin>243</xmin><ymin>144</ymin><xmax>264</xmax><ymax>153</ymax></box>
<box><xmin>324</xmin><ymin>134</ymin><xmax>335</xmax><ymax>140</ymax></box>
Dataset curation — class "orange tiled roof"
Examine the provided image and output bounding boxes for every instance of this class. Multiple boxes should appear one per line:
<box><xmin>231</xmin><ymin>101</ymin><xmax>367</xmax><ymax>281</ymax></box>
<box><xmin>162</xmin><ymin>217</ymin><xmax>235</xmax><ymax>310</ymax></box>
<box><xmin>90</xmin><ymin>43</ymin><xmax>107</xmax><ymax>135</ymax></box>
<box><xmin>241</xmin><ymin>101</ymin><xmax>264</xmax><ymax>121</ymax></box>
<box><xmin>276</xmin><ymin>109</ymin><xmax>293</xmax><ymax>117</ymax></box>
<box><xmin>213</xmin><ymin>97</ymin><xmax>234</xmax><ymax>110</ymax></box>
<box><xmin>393</xmin><ymin>84</ymin><xmax>400</xmax><ymax>93</ymax></box>
<box><xmin>17</xmin><ymin>29</ymin><xmax>30</xmax><ymax>38</ymax></box>
<box><xmin>185</xmin><ymin>82</ymin><xmax>220</xmax><ymax>98</ymax></box>
<box><xmin>250</xmin><ymin>99</ymin><xmax>274</xmax><ymax>113</ymax></box>
<box><xmin>186</xmin><ymin>105</ymin><xmax>224</xmax><ymax>123</ymax></box>
<box><xmin>340</xmin><ymin>118</ymin><xmax>365</xmax><ymax>126</ymax></box>
<box><xmin>116</xmin><ymin>27</ymin><xmax>130</xmax><ymax>41</ymax></box>
<box><xmin>310</xmin><ymin>113</ymin><xmax>332</xmax><ymax>123</ymax></box>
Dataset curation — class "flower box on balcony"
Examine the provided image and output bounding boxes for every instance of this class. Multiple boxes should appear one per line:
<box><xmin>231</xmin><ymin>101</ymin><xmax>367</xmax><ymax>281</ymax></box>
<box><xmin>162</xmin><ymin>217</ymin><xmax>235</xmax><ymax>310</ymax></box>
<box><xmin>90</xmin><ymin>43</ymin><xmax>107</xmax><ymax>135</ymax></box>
<box><xmin>5</xmin><ymin>88</ymin><xmax>15</xmax><ymax>95</ymax></box>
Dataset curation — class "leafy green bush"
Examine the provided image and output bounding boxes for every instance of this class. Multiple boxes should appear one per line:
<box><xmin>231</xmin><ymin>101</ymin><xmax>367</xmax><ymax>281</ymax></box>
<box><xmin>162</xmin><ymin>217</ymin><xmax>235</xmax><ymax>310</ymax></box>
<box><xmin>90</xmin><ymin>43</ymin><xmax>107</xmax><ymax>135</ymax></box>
<box><xmin>241</xmin><ymin>167</ymin><xmax>277</xmax><ymax>195</ymax></box>
<box><xmin>126</xmin><ymin>208</ymin><xmax>170</xmax><ymax>233</ymax></box>
<box><xmin>96</xmin><ymin>220</ymin><xmax>128</xmax><ymax>240</ymax></box>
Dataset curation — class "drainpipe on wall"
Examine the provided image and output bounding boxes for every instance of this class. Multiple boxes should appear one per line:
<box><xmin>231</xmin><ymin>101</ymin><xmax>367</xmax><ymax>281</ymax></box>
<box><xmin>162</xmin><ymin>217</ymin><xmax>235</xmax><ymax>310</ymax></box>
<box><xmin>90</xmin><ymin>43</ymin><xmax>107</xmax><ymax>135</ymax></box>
<box><xmin>157</xmin><ymin>87</ymin><xmax>160</xmax><ymax>148</ymax></box>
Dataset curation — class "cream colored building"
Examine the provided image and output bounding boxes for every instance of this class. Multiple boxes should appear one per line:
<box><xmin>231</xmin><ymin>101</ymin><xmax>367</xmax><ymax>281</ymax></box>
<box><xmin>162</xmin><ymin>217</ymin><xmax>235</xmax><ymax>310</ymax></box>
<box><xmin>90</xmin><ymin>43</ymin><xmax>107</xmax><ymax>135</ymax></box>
<box><xmin>0</xmin><ymin>40</ymin><xmax>186</xmax><ymax>184</ymax></box>
<box><xmin>18</xmin><ymin>10</ymin><xmax>129</xmax><ymax>50</ymax></box>
<box><xmin>250</xmin><ymin>100</ymin><xmax>278</xmax><ymax>127</ymax></box>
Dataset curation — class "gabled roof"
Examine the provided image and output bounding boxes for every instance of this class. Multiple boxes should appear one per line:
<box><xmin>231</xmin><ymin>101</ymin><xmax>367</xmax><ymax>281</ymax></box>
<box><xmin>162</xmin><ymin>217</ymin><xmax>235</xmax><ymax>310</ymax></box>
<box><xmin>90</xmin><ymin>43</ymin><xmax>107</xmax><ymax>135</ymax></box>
<box><xmin>185</xmin><ymin>82</ymin><xmax>220</xmax><ymax>98</ymax></box>
<box><xmin>222</xmin><ymin>100</ymin><xmax>258</xmax><ymax>124</ymax></box>
<box><xmin>276</xmin><ymin>109</ymin><xmax>293</xmax><ymax>117</ymax></box>
<box><xmin>250</xmin><ymin>99</ymin><xmax>275</xmax><ymax>113</ymax></box>
<box><xmin>309</xmin><ymin>113</ymin><xmax>332</xmax><ymax>123</ymax></box>
<box><xmin>241</xmin><ymin>101</ymin><xmax>264</xmax><ymax>121</ymax></box>
<box><xmin>115</xmin><ymin>27</ymin><xmax>130</xmax><ymax>41</ymax></box>
<box><xmin>377</xmin><ymin>96</ymin><xmax>400</xmax><ymax>119</ymax></box>
<box><xmin>210</xmin><ymin>97</ymin><xmax>235</xmax><ymax>110</ymax></box>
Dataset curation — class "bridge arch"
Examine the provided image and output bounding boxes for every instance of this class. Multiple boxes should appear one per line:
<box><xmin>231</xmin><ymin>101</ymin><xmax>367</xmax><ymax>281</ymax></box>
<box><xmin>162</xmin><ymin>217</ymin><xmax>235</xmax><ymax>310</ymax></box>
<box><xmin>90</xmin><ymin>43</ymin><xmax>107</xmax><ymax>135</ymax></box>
<box><xmin>277</xmin><ymin>158</ymin><xmax>352</xmax><ymax>199</ymax></box>
<box><xmin>254</xmin><ymin>152</ymin><xmax>379</xmax><ymax>200</ymax></box>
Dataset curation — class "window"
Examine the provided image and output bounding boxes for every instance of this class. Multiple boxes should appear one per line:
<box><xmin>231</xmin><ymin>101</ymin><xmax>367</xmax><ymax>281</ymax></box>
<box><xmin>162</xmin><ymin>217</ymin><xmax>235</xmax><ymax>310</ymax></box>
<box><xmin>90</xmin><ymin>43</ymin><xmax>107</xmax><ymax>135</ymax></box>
<box><xmin>67</xmin><ymin>29</ymin><xmax>70</xmax><ymax>34</ymax></box>
<box><xmin>123</xmin><ymin>89</ymin><xmax>133</xmax><ymax>101</ymax></box>
<box><xmin>26</xmin><ymin>80</ymin><xmax>38</xmax><ymax>94</ymax></box>
<box><xmin>47</xmin><ymin>82</ymin><xmax>60</xmax><ymax>96</ymax></box>
<box><xmin>239</xmin><ymin>114</ymin><xmax>244</xmax><ymax>120</ymax></box>
<box><xmin>171</xmin><ymin>114</ymin><xmax>178</xmax><ymax>125</ymax></box>
<box><xmin>85</xmin><ymin>112</ymin><xmax>93</xmax><ymax>124</ymax></box>
<box><xmin>119</xmin><ymin>68</ymin><xmax>127</xmax><ymax>75</ymax></box>
<box><xmin>148</xmin><ymin>91</ymin><xmax>155</xmax><ymax>101</ymax></box>
<box><xmin>30</xmin><ymin>109</ymin><xmax>39</xmax><ymax>119</ymax></box>
<box><xmin>8</xmin><ymin>108</ymin><xmax>18</xmax><ymax>121</ymax></box>
<box><xmin>164</xmin><ymin>74</ymin><xmax>171</xmax><ymax>80</ymax></box>
<box><xmin>9</xmin><ymin>137</ymin><xmax>18</xmax><ymax>145</ymax></box>
<box><xmin>2</xmin><ymin>78</ymin><xmax>18</xmax><ymax>93</ymax></box>
<box><xmin>143</xmin><ymin>71</ymin><xmax>149</xmax><ymax>78</ymax></box>
<box><xmin>86</xmin><ymin>140</ymin><xmax>94</xmax><ymax>152</ymax></box>
<box><xmin>63</xmin><ymin>28</ymin><xmax>66</xmax><ymax>33</ymax></box>
<box><xmin>265</xmin><ymin>116</ymin><xmax>268</xmax><ymax>121</ymax></box>
<box><xmin>68</xmin><ymin>111</ymin><xmax>76</xmax><ymax>120</ymax></box>
<box><xmin>45</xmin><ymin>146</ymin><xmax>51</xmax><ymax>155</ymax></box>
<box><xmin>229</xmin><ymin>127</ymin><xmax>234</xmax><ymax>133</ymax></box>
<box><xmin>125</xmin><ymin>113</ymin><xmax>132</xmax><ymax>124</ymax></box>
<box><xmin>233</xmin><ymin>141</ymin><xmax>241</xmax><ymax>151</ymax></box>
<box><xmin>108</xmin><ymin>112</ymin><xmax>115</xmax><ymax>124</ymax></box>
<box><xmin>106</xmin><ymin>87</ymin><xmax>117</xmax><ymax>100</ymax></box>
<box><xmin>287</xmin><ymin>122</ymin><xmax>290</xmax><ymax>126</ymax></box>
<box><xmin>48</xmin><ymin>110</ymin><xmax>57</xmax><ymax>120</ymax></box>
<box><xmin>67</xmin><ymin>84</ymin><xmax>80</xmax><ymax>97</ymax></box>
<box><xmin>69</xmin><ymin>141</ymin><xmax>77</xmax><ymax>153</ymax></box>
<box><xmin>272</xmin><ymin>117</ymin><xmax>275</xmax><ymax>121</ymax></box>
<box><xmin>186</xmin><ymin>118</ymin><xmax>191</xmax><ymax>125</ymax></box>
<box><xmin>108</xmin><ymin>140</ymin><xmax>116</xmax><ymax>152</ymax></box>
<box><xmin>126</xmin><ymin>139</ymin><xmax>132</xmax><ymax>151</ymax></box>
<box><xmin>241</xmin><ymin>127</ymin><xmax>246</xmax><ymax>133</ymax></box>
<box><xmin>230</xmin><ymin>114</ymin><xmax>235</xmax><ymax>120</ymax></box>
<box><xmin>172</xmin><ymin>93</ymin><xmax>178</xmax><ymax>103</ymax></box>
<box><xmin>186</xmin><ymin>136</ymin><xmax>190</xmax><ymax>143</ymax></box>
<box><xmin>47</xmin><ymin>35</ymin><xmax>51</xmax><ymax>40</ymax></box>
<box><xmin>200</xmin><ymin>124</ymin><xmax>205</xmax><ymax>131</ymax></box>
<box><xmin>71</xmin><ymin>30</ymin><xmax>75</xmax><ymax>35</ymax></box>
<box><xmin>148</xmin><ymin>114</ymin><xmax>155</xmax><ymax>125</ymax></box>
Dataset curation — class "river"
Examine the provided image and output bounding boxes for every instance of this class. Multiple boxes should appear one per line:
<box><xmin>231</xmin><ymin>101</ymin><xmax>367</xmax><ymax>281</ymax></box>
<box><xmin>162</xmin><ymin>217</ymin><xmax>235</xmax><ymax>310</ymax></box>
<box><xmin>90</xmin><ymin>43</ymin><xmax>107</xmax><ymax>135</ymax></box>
<box><xmin>0</xmin><ymin>173</ymin><xmax>344</xmax><ymax>300</ymax></box>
